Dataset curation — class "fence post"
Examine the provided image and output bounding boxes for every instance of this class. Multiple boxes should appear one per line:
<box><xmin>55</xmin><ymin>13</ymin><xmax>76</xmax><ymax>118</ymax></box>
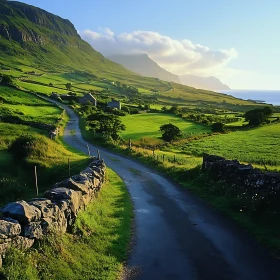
<box><xmin>87</xmin><ymin>144</ymin><xmax>91</xmax><ymax>157</ymax></box>
<box><xmin>34</xmin><ymin>166</ymin><xmax>38</xmax><ymax>197</ymax></box>
<box><xmin>97</xmin><ymin>150</ymin><xmax>101</xmax><ymax>160</ymax></box>
<box><xmin>68</xmin><ymin>158</ymin><xmax>70</xmax><ymax>177</ymax></box>
<box><xmin>128</xmin><ymin>139</ymin><xmax>132</xmax><ymax>150</ymax></box>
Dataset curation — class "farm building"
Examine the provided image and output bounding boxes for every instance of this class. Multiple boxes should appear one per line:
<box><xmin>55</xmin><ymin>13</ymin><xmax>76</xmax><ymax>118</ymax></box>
<box><xmin>50</xmin><ymin>92</ymin><xmax>74</xmax><ymax>101</ymax></box>
<box><xmin>107</xmin><ymin>99</ymin><xmax>121</xmax><ymax>109</ymax></box>
<box><xmin>79</xmin><ymin>93</ymin><xmax>97</xmax><ymax>105</ymax></box>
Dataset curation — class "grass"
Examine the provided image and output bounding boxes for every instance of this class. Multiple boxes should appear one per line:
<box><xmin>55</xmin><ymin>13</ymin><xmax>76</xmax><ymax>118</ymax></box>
<box><xmin>0</xmin><ymin>131</ymin><xmax>89</xmax><ymax>206</ymax></box>
<box><xmin>16</xmin><ymin>81</ymin><xmax>70</xmax><ymax>95</ymax></box>
<box><xmin>0</xmin><ymin>168</ymin><xmax>133</xmax><ymax>280</ymax></box>
<box><xmin>0</xmin><ymin>85</ymin><xmax>49</xmax><ymax>105</ymax></box>
<box><xmin>180</xmin><ymin>123</ymin><xmax>280</xmax><ymax>167</ymax></box>
<box><xmin>120</xmin><ymin>113</ymin><xmax>209</xmax><ymax>140</ymax></box>
<box><xmin>0</xmin><ymin>103</ymin><xmax>62</xmax><ymax>125</ymax></box>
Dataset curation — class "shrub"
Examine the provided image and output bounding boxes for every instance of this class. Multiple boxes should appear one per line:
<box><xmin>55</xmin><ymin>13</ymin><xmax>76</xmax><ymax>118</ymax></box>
<box><xmin>211</xmin><ymin>122</ymin><xmax>225</xmax><ymax>132</ymax></box>
<box><xmin>8</xmin><ymin>135</ymin><xmax>37</xmax><ymax>160</ymax></box>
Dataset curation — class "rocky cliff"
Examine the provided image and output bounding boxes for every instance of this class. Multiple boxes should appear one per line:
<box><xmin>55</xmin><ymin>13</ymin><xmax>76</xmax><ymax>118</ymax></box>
<box><xmin>0</xmin><ymin>0</ymin><xmax>78</xmax><ymax>44</ymax></box>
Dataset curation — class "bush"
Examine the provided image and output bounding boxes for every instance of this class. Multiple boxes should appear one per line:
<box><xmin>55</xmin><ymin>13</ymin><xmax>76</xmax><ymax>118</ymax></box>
<box><xmin>8</xmin><ymin>135</ymin><xmax>37</xmax><ymax>160</ymax></box>
<box><xmin>211</xmin><ymin>122</ymin><xmax>225</xmax><ymax>132</ymax></box>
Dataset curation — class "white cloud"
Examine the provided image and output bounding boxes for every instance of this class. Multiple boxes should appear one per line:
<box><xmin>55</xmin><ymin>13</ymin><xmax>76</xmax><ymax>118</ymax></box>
<box><xmin>80</xmin><ymin>28</ymin><xmax>238</xmax><ymax>76</ymax></box>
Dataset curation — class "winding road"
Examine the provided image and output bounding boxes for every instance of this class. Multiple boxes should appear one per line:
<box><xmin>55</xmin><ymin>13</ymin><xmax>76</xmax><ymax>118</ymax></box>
<box><xmin>53</xmin><ymin>100</ymin><xmax>280</xmax><ymax>279</ymax></box>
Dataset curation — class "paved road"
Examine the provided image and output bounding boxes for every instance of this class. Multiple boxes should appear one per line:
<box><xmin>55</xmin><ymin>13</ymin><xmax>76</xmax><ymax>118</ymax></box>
<box><xmin>50</xmin><ymin>100</ymin><xmax>280</xmax><ymax>280</ymax></box>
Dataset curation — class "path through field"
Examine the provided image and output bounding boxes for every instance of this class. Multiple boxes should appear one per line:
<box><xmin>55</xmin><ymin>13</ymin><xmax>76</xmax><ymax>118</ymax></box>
<box><xmin>52</xmin><ymin>99</ymin><xmax>280</xmax><ymax>279</ymax></box>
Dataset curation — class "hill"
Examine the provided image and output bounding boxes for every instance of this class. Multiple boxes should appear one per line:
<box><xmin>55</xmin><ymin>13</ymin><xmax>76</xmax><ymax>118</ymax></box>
<box><xmin>0</xmin><ymin>0</ymin><xmax>260</xmax><ymax>111</ymax></box>
<box><xmin>107</xmin><ymin>53</ymin><xmax>181</xmax><ymax>83</ymax></box>
<box><xmin>179</xmin><ymin>74</ymin><xmax>230</xmax><ymax>90</ymax></box>
<box><xmin>0</xmin><ymin>0</ymin><xmax>139</xmax><ymax>79</ymax></box>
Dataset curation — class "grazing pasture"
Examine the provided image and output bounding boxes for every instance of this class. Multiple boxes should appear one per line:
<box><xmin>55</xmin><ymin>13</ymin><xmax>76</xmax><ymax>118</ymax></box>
<box><xmin>0</xmin><ymin>86</ymin><xmax>49</xmax><ymax>105</ymax></box>
<box><xmin>181</xmin><ymin>123</ymin><xmax>280</xmax><ymax>166</ymax></box>
<box><xmin>120</xmin><ymin>113</ymin><xmax>209</xmax><ymax>140</ymax></box>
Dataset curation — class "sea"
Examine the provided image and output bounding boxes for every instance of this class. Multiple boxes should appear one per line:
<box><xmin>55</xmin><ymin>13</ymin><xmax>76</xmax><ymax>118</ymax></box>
<box><xmin>218</xmin><ymin>90</ymin><xmax>280</xmax><ymax>106</ymax></box>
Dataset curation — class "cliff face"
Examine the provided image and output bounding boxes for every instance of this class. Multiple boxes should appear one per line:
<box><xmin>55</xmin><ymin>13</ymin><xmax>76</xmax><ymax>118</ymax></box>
<box><xmin>179</xmin><ymin>74</ymin><xmax>230</xmax><ymax>91</ymax></box>
<box><xmin>0</xmin><ymin>0</ymin><xmax>79</xmax><ymax>44</ymax></box>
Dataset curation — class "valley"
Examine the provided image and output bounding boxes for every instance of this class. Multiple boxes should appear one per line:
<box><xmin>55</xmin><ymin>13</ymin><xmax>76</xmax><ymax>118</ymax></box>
<box><xmin>1</xmin><ymin>0</ymin><xmax>280</xmax><ymax>279</ymax></box>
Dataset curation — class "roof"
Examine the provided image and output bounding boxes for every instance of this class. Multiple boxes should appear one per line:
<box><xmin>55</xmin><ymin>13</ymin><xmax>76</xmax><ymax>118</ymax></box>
<box><xmin>83</xmin><ymin>92</ymin><xmax>96</xmax><ymax>100</ymax></box>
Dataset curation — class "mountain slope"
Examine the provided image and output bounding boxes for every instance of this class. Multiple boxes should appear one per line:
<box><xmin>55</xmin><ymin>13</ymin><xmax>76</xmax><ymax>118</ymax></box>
<box><xmin>0</xmin><ymin>0</ymin><xmax>258</xmax><ymax>111</ymax></box>
<box><xmin>0</xmin><ymin>0</ymin><xmax>139</xmax><ymax>78</ymax></box>
<box><xmin>108</xmin><ymin>54</ymin><xmax>181</xmax><ymax>83</ymax></box>
<box><xmin>179</xmin><ymin>74</ymin><xmax>230</xmax><ymax>90</ymax></box>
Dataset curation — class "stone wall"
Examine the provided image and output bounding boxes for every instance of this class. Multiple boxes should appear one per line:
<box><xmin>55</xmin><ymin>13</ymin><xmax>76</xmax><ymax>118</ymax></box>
<box><xmin>202</xmin><ymin>154</ymin><xmax>280</xmax><ymax>197</ymax></box>
<box><xmin>0</xmin><ymin>158</ymin><xmax>106</xmax><ymax>266</ymax></box>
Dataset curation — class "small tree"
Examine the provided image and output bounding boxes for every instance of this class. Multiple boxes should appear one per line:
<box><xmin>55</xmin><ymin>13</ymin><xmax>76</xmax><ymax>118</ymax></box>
<box><xmin>65</xmin><ymin>83</ymin><xmax>72</xmax><ymax>90</ymax></box>
<box><xmin>244</xmin><ymin>107</ymin><xmax>273</xmax><ymax>126</ymax></box>
<box><xmin>212</xmin><ymin>122</ymin><xmax>225</xmax><ymax>132</ymax></box>
<box><xmin>160</xmin><ymin>123</ymin><xmax>182</xmax><ymax>142</ymax></box>
<box><xmin>0</xmin><ymin>74</ymin><xmax>13</xmax><ymax>85</ymax></box>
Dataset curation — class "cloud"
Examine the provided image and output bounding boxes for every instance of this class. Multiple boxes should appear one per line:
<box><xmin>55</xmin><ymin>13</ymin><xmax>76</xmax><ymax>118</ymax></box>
<box><xmin>80</xmin><ymin>28</ymin><xmax>237</xmax><ymax>76</ymax></box>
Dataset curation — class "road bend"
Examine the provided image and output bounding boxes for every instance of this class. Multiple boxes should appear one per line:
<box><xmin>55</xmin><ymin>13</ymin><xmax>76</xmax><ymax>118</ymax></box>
<box><xmin>50</xmin><ymin>99</ymin><xmax>280</xmax><ymax>280</ymax></box>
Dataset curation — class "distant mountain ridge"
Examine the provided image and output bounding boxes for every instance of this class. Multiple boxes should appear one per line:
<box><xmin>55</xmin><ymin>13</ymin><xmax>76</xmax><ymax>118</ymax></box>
<box><xmin>179</xmin><ymin>74</ymin><xmax>230</xmax><ymax>91</ymax></box>
<box><xmin>107</xmin><ymin>54</ymin><xmax>181</xmax><ymax>84</ymax></box>
<box><xmin>108</xmin><ymin>53</ymin><xmax>230</xmax><ymax>90</ymax></box>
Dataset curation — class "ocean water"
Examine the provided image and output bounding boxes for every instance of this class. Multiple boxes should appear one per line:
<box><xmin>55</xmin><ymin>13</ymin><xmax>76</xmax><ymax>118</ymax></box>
<box><xmin>218</xmin><ymin>90</ymin><xmax>280</xmax><ymax>106</ymax></box>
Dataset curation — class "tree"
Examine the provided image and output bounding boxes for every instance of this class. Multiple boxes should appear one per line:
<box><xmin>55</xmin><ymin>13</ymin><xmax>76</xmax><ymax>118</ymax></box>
<box><xmin>87</xmin><ymin>113</ymin><xmax>126</xmax><ymax>140</ymax></box>
<box><xmin>212</xmin><ymin>122</ymin><xmax>225</xmax><ymax>132</ymax></box>
<box><xmin>169</xmin><ymin>106</ymin><xmax>179</xmax><ymax>114</ymax></box>
<box><xmin>65</xmin><ymin>83</ymin><xmax>72</xmax><ymax>90</ymax></box>
<box><xmin>0</xmin><ymin>74</ymin><xmax>13</xmax><ymax>85</ymax></box>
<box><xmin>244</xmin><ymin>107</ymin><xmax>273</xmax><ymax>126</ymax></box>
<box><xmin>160</xmin><ymin>123</ymin><xmax>182</xmax><ymax>142</ymax></box>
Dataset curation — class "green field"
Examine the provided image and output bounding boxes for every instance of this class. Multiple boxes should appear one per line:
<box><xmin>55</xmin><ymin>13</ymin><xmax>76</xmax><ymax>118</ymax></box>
<box><xmin>16</xmin><ymin>81</ymin><xmax>70</xmax><ymax>95</ymax></box>
<box><xmin>120</xmin><ymin>113</ymin><xmax>209</xmax><ymax>140</ymax></box>
<box><xmin>180</xmin><ymin>123</ymin><xmax>280</xmax><ymax>166</ymax></box>
<box><xmin>0</xmin><ymin>86</ymin><xmax>49</xmax><ymax>105</ymax></box>
<box><xmin>0</xmin><ymin>104</ymin><xmax>62</xmax><ymax>125</ymax></box>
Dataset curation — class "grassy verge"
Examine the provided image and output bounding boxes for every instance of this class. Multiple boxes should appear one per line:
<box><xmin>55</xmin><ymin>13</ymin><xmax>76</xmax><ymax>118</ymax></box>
<box><xmin>0</xmin><ymin>168</ymin><xmax>133</xmax><ymax>280</ymax></box>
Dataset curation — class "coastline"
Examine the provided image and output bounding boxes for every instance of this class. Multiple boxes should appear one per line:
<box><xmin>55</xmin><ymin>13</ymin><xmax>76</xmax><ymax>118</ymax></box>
<box><xmin>218</xmin><ymin>89</ymin><xmax>280</xmax><ymax>106</ymax></box>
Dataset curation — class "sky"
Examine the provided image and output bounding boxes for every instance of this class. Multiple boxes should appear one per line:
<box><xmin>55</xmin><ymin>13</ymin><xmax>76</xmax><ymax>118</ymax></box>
<box><xmin>14</xmin><ymin>0</ymin><xmax>280</xmax><ymax>90</ymax></box>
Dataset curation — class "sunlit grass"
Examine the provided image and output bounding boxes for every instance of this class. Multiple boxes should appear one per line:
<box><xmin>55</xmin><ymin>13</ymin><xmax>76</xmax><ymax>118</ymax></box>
<box><xmin>120</xmin><ymin>113</ymin><xmax>209</xmax><ymax>140</ymax></box>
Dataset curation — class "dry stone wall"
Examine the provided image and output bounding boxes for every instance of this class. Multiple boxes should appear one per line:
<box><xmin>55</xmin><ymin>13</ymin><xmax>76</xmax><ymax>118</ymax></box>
<box><xmin>0</xmin><ymin>158</ymin><xmax>106</xmax><ymax>266</ymax></box>
<box><xmin>202</xmin><ymin>154</ymin><xmax>280</xmax><ymax>197</ymax></box>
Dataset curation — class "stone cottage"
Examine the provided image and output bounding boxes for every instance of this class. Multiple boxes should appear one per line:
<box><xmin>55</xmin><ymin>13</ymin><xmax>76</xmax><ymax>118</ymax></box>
<box><xmin>107</xmin><ymin>99</ymin><xmax>121</xmax><ymax>109</ymax></box>
<box><xmin>79</xmin><ymin>93</ymin><xmax>97</xmax><ymax>106</ymax></box>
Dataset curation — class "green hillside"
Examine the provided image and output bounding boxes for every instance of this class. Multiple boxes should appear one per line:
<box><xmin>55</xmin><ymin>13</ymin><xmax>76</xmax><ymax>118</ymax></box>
<box><xmin>0</xmin><ymin>0</ymin><xmax>267</xmax><ymax>111</ymax></box>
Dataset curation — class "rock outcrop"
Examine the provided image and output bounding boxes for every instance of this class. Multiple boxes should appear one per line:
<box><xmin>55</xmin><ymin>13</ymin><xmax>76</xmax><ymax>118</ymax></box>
<box><xmin>0</xmin><ymin>157</ymin><xmax>106</xmax><ymax>267</ymax></box>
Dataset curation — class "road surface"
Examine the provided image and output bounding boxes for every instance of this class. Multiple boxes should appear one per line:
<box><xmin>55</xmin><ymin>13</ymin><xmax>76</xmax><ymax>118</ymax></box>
<box><xmin>51</xmin><ymin>100</ymin><xmax>280</xmax><ymax>280</ymax></box>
